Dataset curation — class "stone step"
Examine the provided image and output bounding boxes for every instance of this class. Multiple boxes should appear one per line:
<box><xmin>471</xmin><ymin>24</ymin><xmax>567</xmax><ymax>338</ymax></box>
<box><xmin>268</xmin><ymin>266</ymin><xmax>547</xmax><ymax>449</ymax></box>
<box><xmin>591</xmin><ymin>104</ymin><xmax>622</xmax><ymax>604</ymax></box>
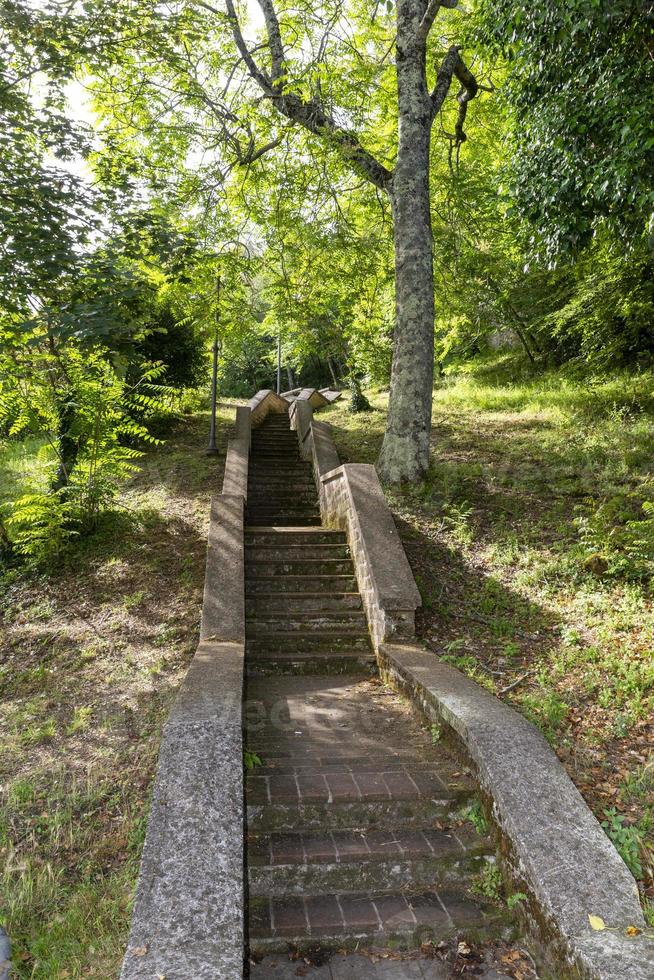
<box><xmin>245</xmin><ymin>529</ymin><xmax>346</xmax><ymax>545</ymax></box>
<box><xmin>246</xmin><ymin>632</ymin><xmax>371</xmax><ymax>655</ymax></box>
<box><xmin>245</xmin><ymin>576</ymin><xmax>358</xmax><ymax>594</ymax></box>
<box><xmin>246</xmin><ymin>559</ymin><xmax>353</xmax><ymax>576</ymax></box>
<box><xmin>246</xmin><ymin>613</ymin><xmax>367</xmax><ymax>634</ymax></box>
<box><xmin>248</xmin><ymin>887</ymin><xmax>507</xmax><ymax>953</ymax></box>
<box><xmin>245</xmin><ymin>544</ymin><xmax>348</xmax><ymax>560</ymax></box>
<box><xmin>246</xmin><ymin>594</ymin><xmax>362</xmax><ymax>614</ymax></box>
<box><xmin>246</xmin><ymin>794</ymin><xmax>467</xmax><ymax>833</ymax></box>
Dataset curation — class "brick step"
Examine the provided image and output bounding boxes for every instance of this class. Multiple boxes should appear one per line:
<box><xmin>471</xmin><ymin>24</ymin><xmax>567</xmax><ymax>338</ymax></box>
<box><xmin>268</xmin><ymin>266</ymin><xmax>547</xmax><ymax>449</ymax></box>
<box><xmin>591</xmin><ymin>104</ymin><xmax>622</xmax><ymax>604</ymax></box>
<box><xmin>246</xmin><ymin>794</ymin><xmax>468</xmax><ymax>833</ymax></box>
<box><xmin>245</xmin><ymin>757</ymin><xmax>460</xmax><ymax>775</ymax></box>
<box><xmin>248</xmin><ymin>462</ymin><xmax>311</xmax><ymax>470</ymax></box>
<box><xmin>248</xmin><ymin>470</ymin><xmax>315</xmax><ymax>478</ymax></box>
<box><xmin>248</xmin><ymin>833</ymin><xmax>489</xmax><ymax>897</ymax></box>
<box><xmin>246</xmin><ymin>594</ymin><xmax>362</xmax><ymax>614</ymax></box>
<box><xmin>246</xmin><ymin>483</ymin><xmax>316</xmax><ymax>494</ymax></box>
<box><xmin>251</xmin><ymin>433</ymin><xmax>297</xmax><ymax>441</ymax></box>
<box><xmin>246</xmin><ymin>612</ymin><xmax>367</xmax><ymax>634</ymax></box>
<box><xmin>245</xmin><ymin>529</ymin><xmax>345</xmax><ymax>544</ymax></box>
<box><xmin>247</xmin><ymin>478</ymin><xmax>314</xmax><ymax>487</ymax></box>
<box><xmin>247</xmin><ymin>517</ymin><xmax>323</xmax><ymax>528</ymax></box>
<box><xmin>246</xmin><ymin>510</ymin><xmax>321</xmax><ymax>518</ymax></box>
<box><xmin>247</xmin><ymin>499</ymin><xmax>318</xmax><ymax>511</ymax></box>
<box><xmin>246</xmin><ymin>490</ymin><xmax>317</xmax><ymax>502</ymax></box>
<box><xmin>246</xmin><ymin>575</ymin><xmax>357</xmax><ymax>595</ymax></box>
<box><xmin>246</xmin><ymin>768</ymin><xmax>459</xmax><ymax>806</ymax></box>
<box><xmin>249</xmin><ymin>826</ymin><xmax>487</xmax><ymax>866</ymax></box>
<box><xmin>246</xmin><ymin>633</ymin><xmax>372</xmax><ymax>655</ymax></box>
<box><xmin>246</xmin><ymin>654</ymin><xmax>376</xmax><ymax>676</ymax></box>
<box><xmin>250</xmin><ymin>446</ymin><xmax>299</xmax><ymax>455</ymax></box>
<box><xmin>245</xmin><ymin>544</ymin><xmax>348</xmax><ymax>560</ymax></box>
<box><xmin>245</xmin><ymin>518</ymin><xmax>323</xmax><ymax>529</ymax></box>
<box><xmin>246</xmin><ymin>558</ymin><xmax>353</xmax><ymax>576</ymax></box>
<box><xmin>248</xmin><ymin>887</ymin><xmax>508</xmax><ymax>953</ymax></box>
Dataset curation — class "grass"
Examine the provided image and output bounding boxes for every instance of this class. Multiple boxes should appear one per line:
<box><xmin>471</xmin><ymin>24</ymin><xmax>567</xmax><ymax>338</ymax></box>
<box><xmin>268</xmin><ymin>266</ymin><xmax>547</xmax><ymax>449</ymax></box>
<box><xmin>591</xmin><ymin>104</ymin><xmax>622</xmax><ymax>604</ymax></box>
<box><xmin>0</xmin><ymin>402</ymin><xmax>239</xmax><ymax>978</ymax></box>
<box><xmin>323</xmin><ymin>361</ymin><xmax>654</xmax><ymax>907</ymax></box>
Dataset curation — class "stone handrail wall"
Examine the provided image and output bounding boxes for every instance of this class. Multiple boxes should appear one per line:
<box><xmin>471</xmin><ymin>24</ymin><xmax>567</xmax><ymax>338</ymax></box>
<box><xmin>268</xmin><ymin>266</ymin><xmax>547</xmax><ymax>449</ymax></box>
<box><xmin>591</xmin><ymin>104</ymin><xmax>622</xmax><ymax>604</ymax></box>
<box><xmin>222</xmin><ymin>405</ymin><xmax>251</xmax><ymax>499</ymax></box>
<box><xmin>292</xmin><ymin>401</ymin><xmax>420</xmax><ymax>648</ymax></box>
<box><xmin>120</xmin><ymin>403</ymin><xmax>255</xmax><ymax>980</ymax></box>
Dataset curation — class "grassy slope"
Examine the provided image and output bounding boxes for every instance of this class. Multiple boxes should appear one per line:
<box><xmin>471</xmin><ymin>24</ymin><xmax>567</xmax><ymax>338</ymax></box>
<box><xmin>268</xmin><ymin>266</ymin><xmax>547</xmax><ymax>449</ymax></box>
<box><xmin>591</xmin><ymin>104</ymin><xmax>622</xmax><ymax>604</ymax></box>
<box><xmin>323</xmin><ymin>363</ymin><xmax>654</xmax><ymax>915</ymax></box>
<box><xmin>0</xmin><ymin>405</ymin><xmax>237</xmax><ymax>978</ymax></box>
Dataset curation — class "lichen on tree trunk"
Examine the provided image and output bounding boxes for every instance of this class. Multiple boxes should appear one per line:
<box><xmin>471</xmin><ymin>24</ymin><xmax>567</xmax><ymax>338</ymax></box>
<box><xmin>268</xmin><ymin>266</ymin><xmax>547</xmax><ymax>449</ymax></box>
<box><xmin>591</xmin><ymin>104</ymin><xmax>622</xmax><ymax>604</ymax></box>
<box><xmin>377</xmin><ymin>2</ymin><xmax>435</xmax><ymax>483</ymax></box>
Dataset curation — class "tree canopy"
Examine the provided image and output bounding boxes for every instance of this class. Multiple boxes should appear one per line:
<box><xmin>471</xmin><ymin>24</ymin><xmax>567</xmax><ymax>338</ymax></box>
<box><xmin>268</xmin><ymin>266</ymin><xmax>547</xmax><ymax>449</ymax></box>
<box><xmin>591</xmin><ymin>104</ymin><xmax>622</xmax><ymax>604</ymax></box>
<box><xmin>1</xmin><ymin>0</ymin><xmax>653</xmax><ymax>554</ymax></box>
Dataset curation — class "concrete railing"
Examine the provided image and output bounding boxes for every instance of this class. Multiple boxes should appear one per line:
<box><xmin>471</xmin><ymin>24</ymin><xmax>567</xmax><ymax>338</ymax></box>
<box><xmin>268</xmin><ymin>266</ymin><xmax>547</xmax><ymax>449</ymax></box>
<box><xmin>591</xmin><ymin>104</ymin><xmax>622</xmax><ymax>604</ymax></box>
<box><xmin>292</xmin><ymin>400</ymin><xmax>420</xmax><ymax>648</ymax></box>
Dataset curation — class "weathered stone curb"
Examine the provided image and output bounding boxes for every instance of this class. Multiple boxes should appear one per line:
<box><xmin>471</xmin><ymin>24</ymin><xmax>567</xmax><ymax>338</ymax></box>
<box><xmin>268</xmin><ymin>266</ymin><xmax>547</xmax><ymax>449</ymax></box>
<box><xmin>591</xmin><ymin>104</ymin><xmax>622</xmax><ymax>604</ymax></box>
<box><xmin>120</xmin><ymin>407</ymin><xmax>253</xmax><ymax>978</ymax></box>
<box><xmin>378</xmin><ymin>642</ymin><xmax>654</xmax><ymax>980</ymax></box>
<box><xmin>0</xmin><ymin>926</ymin><xmax>10</xmax><ymax>980</ymax></box>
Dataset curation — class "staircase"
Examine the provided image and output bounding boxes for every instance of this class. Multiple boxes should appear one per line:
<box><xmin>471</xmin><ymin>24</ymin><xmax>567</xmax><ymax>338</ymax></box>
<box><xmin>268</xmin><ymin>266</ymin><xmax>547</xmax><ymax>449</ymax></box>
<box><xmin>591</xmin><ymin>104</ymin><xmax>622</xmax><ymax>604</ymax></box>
<box><xmin>244</xmin><ymin>411</ymin><xmax>508</xmax><ymax>968</ymax></box>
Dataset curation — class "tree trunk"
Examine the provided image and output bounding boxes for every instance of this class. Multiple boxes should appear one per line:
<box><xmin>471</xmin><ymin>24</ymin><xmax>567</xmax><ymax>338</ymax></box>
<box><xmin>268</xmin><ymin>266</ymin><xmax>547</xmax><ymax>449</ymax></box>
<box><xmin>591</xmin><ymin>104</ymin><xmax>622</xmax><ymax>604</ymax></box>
<box><xmin>377</xmin><ymin>7</ymin><xmax>435</xmax><ymax>483</ymax></box>
<box><xmin>327</xmin><ymin>356</ymin><xmax>339</xmax><ymax>389</ymax></box>
<box><xmin>52</xmin><ymin>389</ymin><xmax>80</xmax><ymax>492</ymax></box>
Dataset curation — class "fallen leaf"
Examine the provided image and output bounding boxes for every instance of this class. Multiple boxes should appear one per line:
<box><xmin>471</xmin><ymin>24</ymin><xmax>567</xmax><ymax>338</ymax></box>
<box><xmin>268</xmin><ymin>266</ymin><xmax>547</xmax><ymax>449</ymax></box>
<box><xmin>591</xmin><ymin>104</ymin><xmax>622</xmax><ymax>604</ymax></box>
<box><xmin>457</xmin><ymin>940</ymin><xmax>471</xmax><ymax>956</ymax></box>
<box><xmin>588</xmin><ymin>914</ymin><xmax>606</xmax><ymax>931</ymax></box>
<box><xmin>131</xmin><ymin>946</ymin><xmax>148</xmax><ymax>957</ymax></box>
<box><xmin>626</xmin><ymin>925</ymin><xmax>641</xmax><ymax>936</ymax></box>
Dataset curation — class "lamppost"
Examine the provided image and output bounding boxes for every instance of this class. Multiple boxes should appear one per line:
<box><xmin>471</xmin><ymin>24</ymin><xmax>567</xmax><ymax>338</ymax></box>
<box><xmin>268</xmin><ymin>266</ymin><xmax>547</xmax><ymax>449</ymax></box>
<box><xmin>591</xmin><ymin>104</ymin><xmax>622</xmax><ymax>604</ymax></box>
<box><xmin>276</xmin><ymin>329</ymin><xmax>281</xmax><ymax>395</ymax></box>
<box><xmin>204</xmin><ymin>240</ymin><xmax>251</xmax><ymax>456</ymax></box>
<box><xmin>206</xmin><ymin>275</ymin><xmax>221</xmax><ymax>456</ymax></box>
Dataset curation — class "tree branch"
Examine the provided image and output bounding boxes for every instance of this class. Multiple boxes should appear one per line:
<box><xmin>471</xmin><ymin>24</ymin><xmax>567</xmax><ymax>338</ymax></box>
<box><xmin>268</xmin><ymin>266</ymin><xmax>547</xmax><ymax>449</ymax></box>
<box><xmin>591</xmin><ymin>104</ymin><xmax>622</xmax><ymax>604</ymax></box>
<box><xmin>417</xmin><ymin>0</ymin><xmax>458</xmax><ymax>44</ymax></box>
<box><xmin>431</xmin><ymin>44</ymin><xmax>479</xmax><ymax>144</ymax></box>
<box><xmin>224</xmin><ymin>0</ymin><xmax>392</xmax><ymax>190</ymax></box>
<box><xmin>223</xmin><ymin>0</ymin><xmax>274</xmax><ymax>93</ymax></box>
<box><xmin>257</xmin><ymin>0</ymin><xmax>286</xmax><ymax>83</ymax></box>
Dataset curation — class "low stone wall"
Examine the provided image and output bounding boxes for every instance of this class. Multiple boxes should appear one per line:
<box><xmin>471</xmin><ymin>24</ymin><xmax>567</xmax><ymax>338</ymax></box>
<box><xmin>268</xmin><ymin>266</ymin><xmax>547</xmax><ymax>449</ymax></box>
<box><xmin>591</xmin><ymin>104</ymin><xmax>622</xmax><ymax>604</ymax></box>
<box><xmin>320</xmin><ymin>464</ymin><xmax>421</xmax><ymax>648</ymax></box>
<box><xmin>379</xmin><ymin>642</ymin><xmax>654</xmax><ymax>980</ymax></box>
<box><xmin>291</xmin><ymin>401</ymin><xmax>420</xmax><ymax>648</ymax></box>
<box><xmin>222</xmin><ymin>405</ymin><xmax>250</xmax><ymax>499</ymax></box>
<box><xmin>121</xmin><ymin>409</ymin><xmax>251</xmax><ymax>978</ymax></box>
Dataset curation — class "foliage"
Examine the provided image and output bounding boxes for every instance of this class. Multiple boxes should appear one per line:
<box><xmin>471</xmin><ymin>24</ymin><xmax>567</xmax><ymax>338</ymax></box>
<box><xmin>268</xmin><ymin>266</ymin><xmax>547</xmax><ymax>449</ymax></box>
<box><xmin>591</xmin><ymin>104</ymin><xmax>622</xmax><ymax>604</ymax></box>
<box><xmin>0</xmin><ymin>336</ymin><xmax>169</xmax><ymax>563</ymax></box>
<box><xmin>134</xmin><ymin>301</ymin><xmax>209</xmax><ymax>390</ymax></box>
<box><xmin>602</xmin><ymin>808</ymin><xmax>644</xmax><ymax>880</ymax></box>
<box><xmin>477</xmin><ymin>0</ymin><xmax>654</xmax><ymax>262</ymax></box>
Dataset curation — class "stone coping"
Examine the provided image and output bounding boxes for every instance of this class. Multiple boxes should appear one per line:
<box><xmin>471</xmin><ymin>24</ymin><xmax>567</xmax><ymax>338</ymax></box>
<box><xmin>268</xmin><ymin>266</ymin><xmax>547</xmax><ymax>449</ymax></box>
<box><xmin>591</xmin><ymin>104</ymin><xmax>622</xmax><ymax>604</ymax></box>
<box><xmin>378</xmin><ymin>641</ymin><xmax>654</xmax><ymax>980</ymax></box>
<box><xmin>291</xmin><ymin>400</ymin><xmax>421</xmax><ymax>648</ymax></box>
<box><xmin>321</xmin><ymin>463</ymin><xmax>421</xmax><ymax>616</ymax></box>
<box><xmin>121</xmin><ymin>489</ymin><xmax>247</xmax><ymax>978</ymax></box>
<box><xmin>248</xmin><ymin>388</ymin><xmax>289</xmax><ymax>426</ymax></box>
